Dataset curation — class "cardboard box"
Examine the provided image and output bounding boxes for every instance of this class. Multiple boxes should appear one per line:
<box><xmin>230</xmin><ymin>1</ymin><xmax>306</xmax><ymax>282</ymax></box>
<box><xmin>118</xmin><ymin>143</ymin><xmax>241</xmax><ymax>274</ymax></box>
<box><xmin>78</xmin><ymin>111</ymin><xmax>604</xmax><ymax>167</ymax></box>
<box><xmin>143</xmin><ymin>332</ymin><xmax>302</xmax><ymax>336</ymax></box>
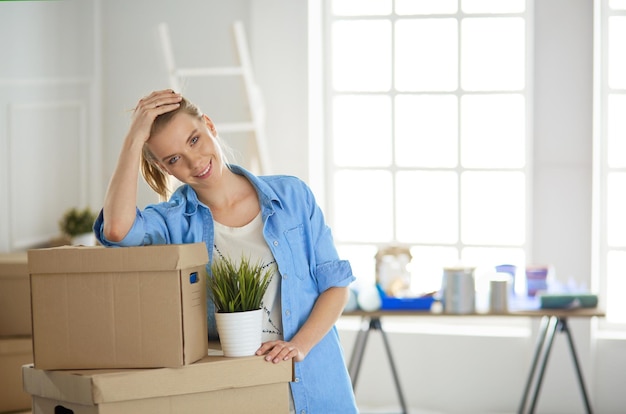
<box><xmin>22</xmin><ymin>353</ymin><xmax>293</xmax><ymax>414</ymax></box>
<box><xmin>28</xmin><ymin>244</ymin><xmax>209</xmax><ymax>370</ymax></box>
<box><xmin>0</xmin><ymin>252</ymin><xmax>32</xmax><ymax>336</ymax></box>
<box><xmin>0</xmin><ymin>336</ymin><xmax>33</xmax><ymax>413</ymax></box>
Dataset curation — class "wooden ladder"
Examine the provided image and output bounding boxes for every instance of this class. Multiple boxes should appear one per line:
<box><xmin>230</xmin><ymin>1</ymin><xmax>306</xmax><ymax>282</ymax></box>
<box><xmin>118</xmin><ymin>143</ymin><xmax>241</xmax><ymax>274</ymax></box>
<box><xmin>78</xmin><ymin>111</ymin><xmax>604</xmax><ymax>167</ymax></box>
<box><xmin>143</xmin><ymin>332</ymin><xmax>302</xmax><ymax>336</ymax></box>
<box><xmin>158</xmin><ymin>21</ymin><xmax>271</xmax><ymax>179</ymax></box>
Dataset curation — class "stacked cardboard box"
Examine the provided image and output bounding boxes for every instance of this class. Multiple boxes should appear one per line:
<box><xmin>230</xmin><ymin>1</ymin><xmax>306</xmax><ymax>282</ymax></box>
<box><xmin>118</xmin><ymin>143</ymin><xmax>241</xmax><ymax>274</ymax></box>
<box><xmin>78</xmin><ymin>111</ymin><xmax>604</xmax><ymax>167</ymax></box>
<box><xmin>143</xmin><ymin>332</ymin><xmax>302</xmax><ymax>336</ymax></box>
<box><xmin>0</xmin><ymin>252</ymin><xmax>34</xmax><ymax>413</ymax></box>
<box><xmin>22</xmin><ymin>244</ymin><xmax>293</xmax><ymax>413</ymax></box>
<box><xmin>27</xmin><ymin>244</ymin><xmax>210</xmax><ymax>370</ymax></box>
<box><xmin>0</xmin><ymin>252</ymin><xmax>31</xmax><ymax>337</ymax></box>
<box><xmin>23</xmin><ymin>348</ymin><xmax>293</xmax><ymax>413</ymax></box>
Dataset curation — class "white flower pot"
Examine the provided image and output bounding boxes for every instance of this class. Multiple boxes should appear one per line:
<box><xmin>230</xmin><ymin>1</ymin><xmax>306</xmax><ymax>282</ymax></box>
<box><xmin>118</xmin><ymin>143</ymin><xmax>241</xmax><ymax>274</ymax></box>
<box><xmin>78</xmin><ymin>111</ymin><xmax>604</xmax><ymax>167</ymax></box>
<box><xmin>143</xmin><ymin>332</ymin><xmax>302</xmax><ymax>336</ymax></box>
<box><xmin>215</xmin><ymin>308</ymin><xmax>263</xmax><ymax>357</ymax></box>
<box><xmin>71</xmin><ymin>232</ymin><xmax>96</xmax><ymax>246</ymax></box>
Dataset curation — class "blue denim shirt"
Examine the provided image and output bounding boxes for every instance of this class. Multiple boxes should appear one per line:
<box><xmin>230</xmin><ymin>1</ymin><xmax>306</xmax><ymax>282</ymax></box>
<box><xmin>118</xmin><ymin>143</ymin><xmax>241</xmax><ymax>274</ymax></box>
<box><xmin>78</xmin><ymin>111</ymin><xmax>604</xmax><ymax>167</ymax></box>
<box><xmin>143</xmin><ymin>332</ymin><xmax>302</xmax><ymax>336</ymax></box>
<box><xmin>94</xmin><ymin>165</ymin><xmax>358</xmax><ymax>413</ymax></box>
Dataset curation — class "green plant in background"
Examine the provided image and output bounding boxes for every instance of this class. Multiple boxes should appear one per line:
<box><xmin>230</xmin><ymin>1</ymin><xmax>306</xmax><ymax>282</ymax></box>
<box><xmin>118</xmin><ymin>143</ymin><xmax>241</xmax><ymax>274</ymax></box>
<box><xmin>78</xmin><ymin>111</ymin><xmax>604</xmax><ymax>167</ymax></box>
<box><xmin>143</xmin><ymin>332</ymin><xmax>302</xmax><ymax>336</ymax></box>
<box><xmin>209</xmin><ymin>255</ymin><xmax>272</xmax><ymax>313</ymax></box>
<box><xmin>59</xmin><ymin>207</ymin><xmax>97</xmax><ymax>237</ymax></box>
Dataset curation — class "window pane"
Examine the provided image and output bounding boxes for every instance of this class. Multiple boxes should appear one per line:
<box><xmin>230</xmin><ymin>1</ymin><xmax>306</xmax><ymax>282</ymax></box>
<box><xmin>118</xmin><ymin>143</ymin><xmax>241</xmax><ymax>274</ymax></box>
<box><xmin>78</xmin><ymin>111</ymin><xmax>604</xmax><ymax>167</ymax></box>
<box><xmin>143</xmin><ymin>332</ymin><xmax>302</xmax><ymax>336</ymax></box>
<box><xmin>396</xmin><ymin>0</ymin><xmax>457</xmax><ymax>16</ymax></box>
<box><xmin>333</xmin><ymin>95</ymin><xmax>392</xmax><ymax>167</ymax></box>
<box><xmin>461</xmin><ymin>94</ymin><xmax>525</xmax><ymax>168</ymax></box>
<box><xmin>333</xmin><ymin>170</ymin><xmax>393</xmax><ymax>241</ymax></box>
<box><xmin>609</xmin><ymin>0</ymin><xmax>626</xmax><ymax>10</ymax></box>
<box><xmin>461</xmin><ymin>247</ymin><xmax>526</xmax><ymax>296</ymax></box>
<box><xmin>461</xmin><ymin>17</ymin><xmax>525</xmax><ymax>91</ymax></box>
<box><xmin>607</xmin><ymin>251</ymin><xmax>626</xmax><ymax>323</ymax></box>
<box><xmin>332</xmin><ymin>0</ymin><xmax>391</xmax><ymax>16</ymax></box>
<box><xmin>332</xmin><ymin>20</ymin><xmax>391</xmax><ymax>91</ymax></box>
<box><xmin>337</xmin><ymin>244</ymin><xmax>378</xmax><ymax>290</ymax></box>
<box><xmin>396</xmin><ymin>171</ymin><xmax>458</xmax><ymax>243</ymax></box>
<box><xmin>608</xmin><ymin>95</ymin><xmax>626</xmax><ymax>168</ymax></box>
<box><xmin>607</xmin><ymin>173</ymin><xmax>626</xmax><ymax>247</ymax></box>
<box><xmin>609</xmin><ymin>17</ymin><xmax>626</xmax><ymax>89</ymax></box>
<box><xmin>461</xmin><ymin>171</ymin><xmax>525</xmax><ymax>245</ymax></box>
<box><xmin>324</xmin><ymin>4</ymin><xmax>528</xmax><ymax>312</ymax></box>
<box><xmin>410</xmin><ymin>246</ymin><xmax>459</xmax><ymax>294</ymax></box>
<box><xmin>462</xmin><ymin>0</ymin><xmax>525</xmax><ymax>13</ymax></box>
<box><xmin>462</xmin><ymin>247</ymin><xmax>526</xmax><ymax>269</ymax></box>
<box><xmin>395</xmin><ymin>95</ymin><xmax>458</xmax><ymax>168</ymax></box>
<box><xmin>395</xmin><ymin>19</ymin><xmax>458</xmax><ymax>92</ymax></box>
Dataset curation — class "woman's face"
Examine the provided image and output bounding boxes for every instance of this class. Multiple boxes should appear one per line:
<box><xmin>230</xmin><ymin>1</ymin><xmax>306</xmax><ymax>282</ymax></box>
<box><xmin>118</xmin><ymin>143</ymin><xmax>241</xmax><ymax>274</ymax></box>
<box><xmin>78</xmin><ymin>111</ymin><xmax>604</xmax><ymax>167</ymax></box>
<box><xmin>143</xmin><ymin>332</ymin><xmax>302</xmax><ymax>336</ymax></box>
<box><xmin>147</xmin><ymin>113</ymin><xmax>223</xmax><ymax>187</ymax></box>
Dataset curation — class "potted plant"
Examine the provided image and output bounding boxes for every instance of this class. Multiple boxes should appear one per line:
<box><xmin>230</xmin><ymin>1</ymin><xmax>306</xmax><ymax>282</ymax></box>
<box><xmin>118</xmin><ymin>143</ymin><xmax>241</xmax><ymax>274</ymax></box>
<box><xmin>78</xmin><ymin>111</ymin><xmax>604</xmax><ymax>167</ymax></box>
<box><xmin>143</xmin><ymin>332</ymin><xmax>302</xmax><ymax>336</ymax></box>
<box><xmin>59</xmin><ymin>207</ymin><xmax>98</xmax><ymax>246</ymax></box>
<box><xmin>208</xmin><ymin>255</ymin><xmax>272</xmax><ymax>357</ymax></box>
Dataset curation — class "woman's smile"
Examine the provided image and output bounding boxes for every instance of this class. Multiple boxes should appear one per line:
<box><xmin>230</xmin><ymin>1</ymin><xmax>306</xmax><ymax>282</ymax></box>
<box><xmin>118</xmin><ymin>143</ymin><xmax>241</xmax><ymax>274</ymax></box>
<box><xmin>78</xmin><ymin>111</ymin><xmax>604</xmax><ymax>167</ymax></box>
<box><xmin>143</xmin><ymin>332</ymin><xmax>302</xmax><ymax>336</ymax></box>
<box><xmin>194</xmin><ymin>160</ymin><xmax>212</xmax><ymax>179</ymax></box>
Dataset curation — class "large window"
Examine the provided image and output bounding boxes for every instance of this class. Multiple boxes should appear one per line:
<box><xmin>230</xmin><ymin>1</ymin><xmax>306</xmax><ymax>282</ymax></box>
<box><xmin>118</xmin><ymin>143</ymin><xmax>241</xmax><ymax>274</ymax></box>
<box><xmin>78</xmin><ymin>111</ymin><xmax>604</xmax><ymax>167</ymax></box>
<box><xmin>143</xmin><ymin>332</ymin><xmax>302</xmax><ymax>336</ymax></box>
<box><xmin>597</xmin><ymin>0</ymin><xmax>626</xmax><ymax>325</ymax></box>
<box><xmin>323</xmin><ymin>0</ymin><xmax>530</xmax><ymax>296</ymax></box>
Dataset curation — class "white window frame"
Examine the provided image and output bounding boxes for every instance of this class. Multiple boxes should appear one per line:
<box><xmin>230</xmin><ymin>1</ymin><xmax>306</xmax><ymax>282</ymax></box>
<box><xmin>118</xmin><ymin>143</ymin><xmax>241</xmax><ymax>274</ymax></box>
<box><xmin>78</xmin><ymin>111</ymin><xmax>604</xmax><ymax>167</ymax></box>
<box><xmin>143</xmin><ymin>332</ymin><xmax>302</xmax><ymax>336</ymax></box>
<box><xmin>594</xmin><ymin>0</ymin><xmax>626</xmax><ymax>332</ymax></box>
<box><xmin>319</xmin><ymin>0</ymin><xmax>533</xmax><ymax>316</ymax></box>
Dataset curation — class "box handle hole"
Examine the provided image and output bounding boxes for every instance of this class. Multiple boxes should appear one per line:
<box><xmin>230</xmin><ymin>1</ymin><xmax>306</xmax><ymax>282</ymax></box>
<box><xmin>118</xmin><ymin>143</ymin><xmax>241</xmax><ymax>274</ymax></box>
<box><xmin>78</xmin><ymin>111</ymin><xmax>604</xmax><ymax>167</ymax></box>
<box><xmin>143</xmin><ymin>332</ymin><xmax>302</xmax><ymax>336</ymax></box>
<box><xmin>55</xmin><ymin>406</ymin><xmax>74</xmax><ymax>414</ymax></box>
<box><xmin>189</xmin><ymin>272</ymin><xmax>199</xmax><ymax>284</ymax></box>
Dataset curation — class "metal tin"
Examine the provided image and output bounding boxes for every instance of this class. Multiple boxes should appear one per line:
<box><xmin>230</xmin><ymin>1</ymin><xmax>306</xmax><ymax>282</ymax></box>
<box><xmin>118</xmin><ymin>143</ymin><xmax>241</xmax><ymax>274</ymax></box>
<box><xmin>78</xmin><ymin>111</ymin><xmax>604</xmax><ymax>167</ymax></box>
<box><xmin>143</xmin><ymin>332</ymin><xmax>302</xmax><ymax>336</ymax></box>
<box><xmin>489</xmin><ymin>279</ymin><xmax>509</xmax><ymax>313</ymax></box>
<box><xmin>442</xmin><ymin>267</ymin><xmax>476</xmax><ymax>314</ymax></box>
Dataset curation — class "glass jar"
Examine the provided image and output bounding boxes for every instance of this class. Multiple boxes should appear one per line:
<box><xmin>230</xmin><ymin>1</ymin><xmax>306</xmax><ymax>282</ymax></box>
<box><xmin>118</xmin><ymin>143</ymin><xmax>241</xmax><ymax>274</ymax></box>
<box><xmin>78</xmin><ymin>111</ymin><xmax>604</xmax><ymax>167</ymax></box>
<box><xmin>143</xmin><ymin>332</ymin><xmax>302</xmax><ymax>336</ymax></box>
<box><xmin>375</xmin><ymin>245</ymin><xmax>412</xmax><ymax>297</ymax></box>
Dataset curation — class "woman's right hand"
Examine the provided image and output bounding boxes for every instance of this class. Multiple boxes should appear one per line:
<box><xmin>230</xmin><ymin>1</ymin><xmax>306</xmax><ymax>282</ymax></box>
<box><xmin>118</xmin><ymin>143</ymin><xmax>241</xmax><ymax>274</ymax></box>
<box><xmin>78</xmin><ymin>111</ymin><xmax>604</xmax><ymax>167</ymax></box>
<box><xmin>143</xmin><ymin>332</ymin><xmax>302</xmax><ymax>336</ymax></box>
<box><xmin>128</xmin><ymin>89</ymin><xmax>182</xmax><ymax>145</ymax></box>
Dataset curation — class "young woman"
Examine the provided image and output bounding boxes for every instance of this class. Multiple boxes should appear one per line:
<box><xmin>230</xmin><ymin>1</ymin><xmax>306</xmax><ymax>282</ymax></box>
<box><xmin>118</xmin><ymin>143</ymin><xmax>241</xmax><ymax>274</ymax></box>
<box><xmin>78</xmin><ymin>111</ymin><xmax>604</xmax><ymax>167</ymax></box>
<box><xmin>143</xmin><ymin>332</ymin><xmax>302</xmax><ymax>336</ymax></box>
<box><xmin>94</xmin><ymin>89</ymin><xmax>358</xmax><ymax>413</ymax></box>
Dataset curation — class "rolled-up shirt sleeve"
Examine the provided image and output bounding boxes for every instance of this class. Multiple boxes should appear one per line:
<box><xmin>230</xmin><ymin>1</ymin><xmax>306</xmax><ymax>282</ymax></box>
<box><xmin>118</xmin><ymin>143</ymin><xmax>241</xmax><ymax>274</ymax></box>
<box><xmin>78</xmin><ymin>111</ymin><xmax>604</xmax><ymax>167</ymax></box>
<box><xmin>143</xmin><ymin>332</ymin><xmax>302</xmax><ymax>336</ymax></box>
<box><xmin>302</xmin><ymin>182</ymin><xmax>355</xmax><ymax>292</ymax></box>
<box><xmin>315</xmin><ymin>259</ymin><xmax>354</xmax><ymax>292</ymax></box>
<box><xmin>93</xmin><ymin>207</ymin><xmax>170</xmax><ymax>247</ymax></box>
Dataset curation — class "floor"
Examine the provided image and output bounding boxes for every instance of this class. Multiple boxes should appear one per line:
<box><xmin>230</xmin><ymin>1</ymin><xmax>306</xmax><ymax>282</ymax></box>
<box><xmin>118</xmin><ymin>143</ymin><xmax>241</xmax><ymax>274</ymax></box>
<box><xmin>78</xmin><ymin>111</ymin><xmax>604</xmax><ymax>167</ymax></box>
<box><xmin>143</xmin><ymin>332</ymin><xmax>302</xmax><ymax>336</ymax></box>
<box><xmin>360</xmin><ymin>408</ymin><xmax>441</xmax><ymax>414</ymax></box>
<box><xmin>359</xmin><ymin>406</ymin><xmax>515</xmax><ymax>414</ymax></box>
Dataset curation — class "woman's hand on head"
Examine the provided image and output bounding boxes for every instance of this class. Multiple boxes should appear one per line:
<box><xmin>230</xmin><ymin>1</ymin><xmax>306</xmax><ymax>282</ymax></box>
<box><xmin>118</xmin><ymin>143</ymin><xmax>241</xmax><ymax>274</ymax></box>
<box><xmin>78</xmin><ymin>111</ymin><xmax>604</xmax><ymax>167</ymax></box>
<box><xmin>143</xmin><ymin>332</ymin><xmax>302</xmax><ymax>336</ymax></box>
<box><xmin>256</xmin><ymin>340</ymin><xmax>305</xmax><ymax>364</ymax></box>
<box><xmin>129</xmin><ymin>89</ymin><xmax>182</xmax><ymax>144</ymax></box>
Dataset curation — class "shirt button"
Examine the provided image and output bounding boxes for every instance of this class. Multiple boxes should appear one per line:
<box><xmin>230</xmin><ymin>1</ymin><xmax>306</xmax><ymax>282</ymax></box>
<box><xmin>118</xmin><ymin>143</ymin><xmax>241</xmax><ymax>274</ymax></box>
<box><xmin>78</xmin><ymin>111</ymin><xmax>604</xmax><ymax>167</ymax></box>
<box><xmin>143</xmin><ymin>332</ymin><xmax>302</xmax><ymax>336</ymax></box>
<box><xmin>273</xmin><ymin>240</ymin><xmax>279</xmax><ymax>246</ymax></box>
<box><xmin>294</xmin><ymin>377</ymin><xmax>300</xmax><ymax>382</ymax></box>
<box><xmin>285</xmin><ymin>310</ymin><xmax>291</xmax><ymax>316</ymax></box>
<box><xmin>300</xmin><ymin>410</ymin><xmax>305</xmax><ymax>414</ymax></box>
<box><xmin>282</xmin><ymin>274</ymin><xmax>288</xmax><ymax>279</ymax></box>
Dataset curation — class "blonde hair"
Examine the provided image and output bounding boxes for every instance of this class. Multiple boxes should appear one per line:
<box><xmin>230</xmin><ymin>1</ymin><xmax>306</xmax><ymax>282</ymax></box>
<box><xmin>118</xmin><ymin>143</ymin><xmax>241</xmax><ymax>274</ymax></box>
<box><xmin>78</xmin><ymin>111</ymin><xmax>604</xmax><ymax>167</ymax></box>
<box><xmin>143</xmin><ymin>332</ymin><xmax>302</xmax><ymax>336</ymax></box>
<box><xmin>140</xmin><ymin>96</ymin><xmax>229</xmax><ymax>200</ymax></box>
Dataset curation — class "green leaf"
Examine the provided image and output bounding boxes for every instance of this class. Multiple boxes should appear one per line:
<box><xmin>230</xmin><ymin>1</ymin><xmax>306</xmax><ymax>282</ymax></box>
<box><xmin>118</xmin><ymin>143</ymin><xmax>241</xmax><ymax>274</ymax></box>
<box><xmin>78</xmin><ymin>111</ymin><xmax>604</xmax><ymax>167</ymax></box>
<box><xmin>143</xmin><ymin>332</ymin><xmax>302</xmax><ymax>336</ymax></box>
<box><xmin>208</xmin><ymin>254</ymin><xmax>273</xmax><ymax>313</ymax></box>
<box><xmin>59</xmin><ymin>207</ymin><xmax>97</xmax><ymax>236</ymax></box>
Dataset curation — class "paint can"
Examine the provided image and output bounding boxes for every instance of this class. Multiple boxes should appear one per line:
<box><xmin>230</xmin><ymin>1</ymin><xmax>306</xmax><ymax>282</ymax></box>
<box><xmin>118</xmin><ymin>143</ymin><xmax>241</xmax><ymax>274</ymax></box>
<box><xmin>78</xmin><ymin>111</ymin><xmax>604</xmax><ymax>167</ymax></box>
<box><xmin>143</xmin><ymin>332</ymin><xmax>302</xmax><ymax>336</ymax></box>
<box><xmin>442</xmin><ymin>267</ymin><xmax>476</xmax><ymax>314</ymax></box>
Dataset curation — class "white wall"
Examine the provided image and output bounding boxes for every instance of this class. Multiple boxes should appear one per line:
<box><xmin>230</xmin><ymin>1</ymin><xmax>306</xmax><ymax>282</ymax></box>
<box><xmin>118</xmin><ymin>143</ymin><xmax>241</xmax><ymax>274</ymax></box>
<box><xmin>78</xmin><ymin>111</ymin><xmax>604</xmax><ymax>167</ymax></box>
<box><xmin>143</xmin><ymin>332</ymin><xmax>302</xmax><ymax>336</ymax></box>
<box><xmin>99</xmin><ymin>0</ymin><xmax>308</xmax><ymax>209</ymax></box>
<box><xmin>0</xmin><ymin>0</ymin><xmax>100</xmax><ymax>251</ymax></box>
<box><xmin>99</xmin><ymin>0</ymin><xmax>250</xmax><ymax>207</ymax></box>
<box><xmin>1</xmin><ymin>0</ymin><xmax>625</xmax><ymax>413</ymax></box>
